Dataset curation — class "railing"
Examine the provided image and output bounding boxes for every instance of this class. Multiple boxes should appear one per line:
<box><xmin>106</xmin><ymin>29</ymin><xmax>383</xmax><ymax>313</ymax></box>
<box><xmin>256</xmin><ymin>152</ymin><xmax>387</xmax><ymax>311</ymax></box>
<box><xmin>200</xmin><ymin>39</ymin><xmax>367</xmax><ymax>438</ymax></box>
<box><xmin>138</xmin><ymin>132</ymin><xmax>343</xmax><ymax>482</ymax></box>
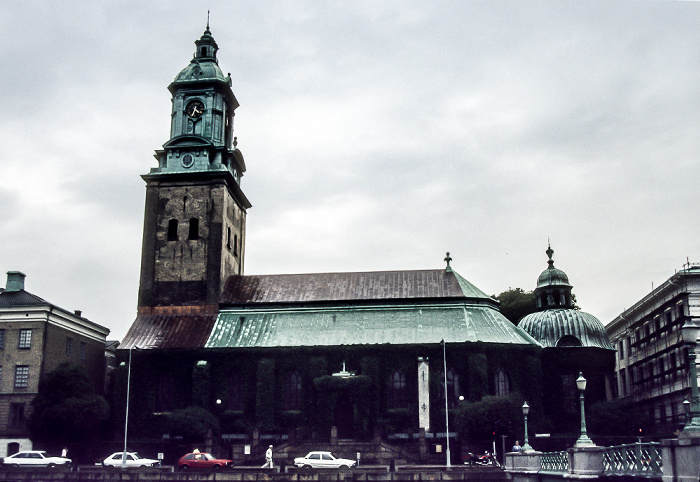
<box><xmin>602</xmin><ymin>442</ymin><xmax>662</xmax><ymax>478</ymax></box>
<box><xmin>540</xmin><ymin>451</ymin><xmax>568</xmax><ymax>472</ymax></box>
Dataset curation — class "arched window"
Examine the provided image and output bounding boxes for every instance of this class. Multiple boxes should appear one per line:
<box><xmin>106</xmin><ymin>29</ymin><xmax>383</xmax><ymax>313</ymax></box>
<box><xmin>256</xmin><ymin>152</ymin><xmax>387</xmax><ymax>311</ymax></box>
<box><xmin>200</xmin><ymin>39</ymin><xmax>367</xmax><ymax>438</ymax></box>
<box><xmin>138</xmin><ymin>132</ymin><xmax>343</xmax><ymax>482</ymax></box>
<box><xmin>188</xmin><ymin>218</ymin><xmax>199</xmax><ymax>240</ymax></box>
<box><xmin>388</xmin><ymin>369</ymin><xmax>408</xmax><ymax>409</ymax></box>
<box><xmin>440</xmin><ymin>367</ymin><xmax>460</xmax><ymax>408</ymax></box>
<box><xmin>228</xmin><ymin>372</ymin><xmax>244</xmax><ymax>411</ymax></box>
<box><xmin>495</xmin><ymin>369</ymin><xmax>510</xmax><ymax>397</ymax></box>
<box><xmin>284</xmin><ymin>371</ymin><xmax>302</xmax><ymax>411</ymax></box>
<box><xmin>167</xmin><ymin>219</ymin><xmax>178</xmax><ymax>241</ymax></box>
<box><xmin>557</xmin><ymin>335</ymin><xmax>582</xmax><ymax>347</ymax></box>
<box><xmin>155</xmin><ymin>372</ymin><xmax>175</xmax><ymax>412</ymax></box>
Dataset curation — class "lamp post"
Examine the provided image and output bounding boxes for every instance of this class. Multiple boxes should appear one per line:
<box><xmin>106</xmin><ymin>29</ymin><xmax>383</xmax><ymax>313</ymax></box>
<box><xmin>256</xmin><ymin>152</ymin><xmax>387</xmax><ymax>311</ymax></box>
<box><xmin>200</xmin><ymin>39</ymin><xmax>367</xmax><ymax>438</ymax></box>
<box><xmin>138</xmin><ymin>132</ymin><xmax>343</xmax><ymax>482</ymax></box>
<box><xmin>681</xmin><ymin>321</ymin><xmax>700</xmax><ymax>435</ymax></box>
<box><xmin>521</xmin><ymin>401</ymin><xmax>533</xmax><ymax>452</ymax></box>
<box><xmin>122</xmin><ymin>346</ymin><xmax>139</xmax><ymax>467</ymax></box>
<box><xmin>442</xmin><ymin>339</ymin><xmax>451</xmax><ymax>467</ymax></box>
<box><xmin>574</xmin><ymin>372</ymin><xmax>595</xmax><ymax>447</ymax></box>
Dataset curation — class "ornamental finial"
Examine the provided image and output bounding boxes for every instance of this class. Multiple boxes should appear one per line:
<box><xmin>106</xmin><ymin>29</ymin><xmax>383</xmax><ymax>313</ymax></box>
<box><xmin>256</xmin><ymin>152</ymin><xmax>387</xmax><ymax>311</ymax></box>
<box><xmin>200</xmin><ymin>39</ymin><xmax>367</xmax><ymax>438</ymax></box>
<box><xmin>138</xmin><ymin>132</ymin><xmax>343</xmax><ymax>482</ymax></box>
<box><xmin>444</xmin><ymin>252</ymin><xmax>452</xmax><ymax>272</ymax></box>
<box><xmin>207</xmin><ymin>10</ymin><xmax>210</xmax><ymax>30</ymax></box>
<box><xmin>546</xmin><ymin>241</ymin><xmax>554</xmax><ymax>268</ymax></box>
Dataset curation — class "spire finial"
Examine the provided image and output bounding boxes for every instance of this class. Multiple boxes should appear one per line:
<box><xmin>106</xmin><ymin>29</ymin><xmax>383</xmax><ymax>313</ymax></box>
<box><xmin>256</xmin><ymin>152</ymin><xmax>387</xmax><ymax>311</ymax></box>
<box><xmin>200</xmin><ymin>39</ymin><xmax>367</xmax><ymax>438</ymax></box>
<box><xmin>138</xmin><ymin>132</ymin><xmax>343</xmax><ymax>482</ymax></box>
<box><xmin>546</xmin><ymin>241</ymin><xmax>554</xmax><ymax>268</ymax></box>
<box><xmin>207</xmin><ymin>10</ymin><xmax>210</xmax><ymax>30</ymax></box>
<box><xmin>444</xmin><ymin>252</ymin><xmax>453</xmax><ymax>272</ymax></box>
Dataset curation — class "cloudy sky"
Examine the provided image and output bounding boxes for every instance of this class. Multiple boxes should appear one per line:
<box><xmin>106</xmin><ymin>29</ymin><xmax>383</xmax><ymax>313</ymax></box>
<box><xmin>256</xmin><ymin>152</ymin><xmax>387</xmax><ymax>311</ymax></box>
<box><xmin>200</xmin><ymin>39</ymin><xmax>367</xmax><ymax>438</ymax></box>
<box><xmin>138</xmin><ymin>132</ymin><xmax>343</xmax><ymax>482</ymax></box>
<box><xmin>1</xmin><ymin>1</ymin><xmax>699</xmax><ymax>340</ymax></box>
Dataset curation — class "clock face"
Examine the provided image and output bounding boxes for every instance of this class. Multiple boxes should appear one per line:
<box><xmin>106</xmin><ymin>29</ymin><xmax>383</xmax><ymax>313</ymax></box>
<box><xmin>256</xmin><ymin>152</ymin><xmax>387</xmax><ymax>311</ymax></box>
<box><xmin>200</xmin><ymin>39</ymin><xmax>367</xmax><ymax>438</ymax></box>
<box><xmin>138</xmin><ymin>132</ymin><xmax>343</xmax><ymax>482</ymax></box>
<box><xmin>186</xmin><ymin>100</ymin><xmax>205</xmax><ymax>119</ymax></box>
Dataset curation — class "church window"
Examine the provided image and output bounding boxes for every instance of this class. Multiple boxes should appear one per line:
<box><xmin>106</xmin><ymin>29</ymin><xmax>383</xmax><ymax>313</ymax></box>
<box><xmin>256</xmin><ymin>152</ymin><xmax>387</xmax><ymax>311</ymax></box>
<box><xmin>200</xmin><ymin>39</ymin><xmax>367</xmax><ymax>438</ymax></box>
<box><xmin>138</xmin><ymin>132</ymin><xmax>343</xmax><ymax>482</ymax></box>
<box><xmin>167</xmin><ymin>219</ymin><xmax>178</xmax><ymax>241</ymax></box>
<box><xmin>188</xmin><ymin>218</ymin><xmax>199</xmax><ymax>240</ymax></box>
<box><xmin>561</xmin><ymin>374</ymin><xmax>577</xmax><ymax>412</ymax></box>
<box><xmin>226</xmin><ymin>227</ymin><xmax>232</xmax><ymax>250</ymax></box>
<box><xmin>284</xmin><ymin>371</ymin><xmax>302</xmax><ymax>411</ymax></box>
<box><xmin>234</xmin><ymin>235</ymin><xmax>238</xmax><ymax>256</ymax></box>
<box><xmin>154</xmin><ymin>372</ymin><xmax>175</xmax><ymax>412</ymax></box>
<box><xmin>440</xmin><ymin>367</ymin><xmax>460</xmax><ymax>408</ymax></box>
<box><xmin>388</xmin><ymin>369</ymin><xmax>408</xmax><ymax>409</ymax></box>
<box><xmin>228</xmin><ymin>372</ymin><xmax>244</xmax><ymax>411</ymax></box>
<box><xmin>495</xmin><ymin>369</ymin><xmax>510</xmax><ymax>397</ymax></box>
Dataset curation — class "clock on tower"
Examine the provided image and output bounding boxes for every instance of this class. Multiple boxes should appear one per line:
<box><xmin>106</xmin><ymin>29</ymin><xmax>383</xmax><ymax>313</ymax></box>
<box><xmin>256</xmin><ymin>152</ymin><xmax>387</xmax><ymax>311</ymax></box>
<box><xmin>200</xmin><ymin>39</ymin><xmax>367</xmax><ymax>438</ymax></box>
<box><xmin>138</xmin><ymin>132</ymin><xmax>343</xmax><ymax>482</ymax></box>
<box><xmin>137</xmin><ymin>24</ymin><xmax>251</xmax><ymax>312</ymax></box>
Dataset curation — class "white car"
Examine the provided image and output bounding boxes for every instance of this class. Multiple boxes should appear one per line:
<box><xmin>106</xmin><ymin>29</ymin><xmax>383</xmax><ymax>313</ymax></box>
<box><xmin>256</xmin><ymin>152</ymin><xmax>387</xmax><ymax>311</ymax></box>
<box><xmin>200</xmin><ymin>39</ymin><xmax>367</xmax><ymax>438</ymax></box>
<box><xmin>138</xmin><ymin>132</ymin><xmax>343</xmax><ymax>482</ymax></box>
<box><xmin>294</xmin><ymin>451</ymin><xmax>356</xmax><ymax>469</ymax></box>
<box><xmin>2</xmin><ymin>450</ymin><xmax>71</xmax><ymax>467</ymax></box>
<box><xmin>103</xmin><ymin>452</ymin><xmax>159</xmax><ymax>468</ymax></box>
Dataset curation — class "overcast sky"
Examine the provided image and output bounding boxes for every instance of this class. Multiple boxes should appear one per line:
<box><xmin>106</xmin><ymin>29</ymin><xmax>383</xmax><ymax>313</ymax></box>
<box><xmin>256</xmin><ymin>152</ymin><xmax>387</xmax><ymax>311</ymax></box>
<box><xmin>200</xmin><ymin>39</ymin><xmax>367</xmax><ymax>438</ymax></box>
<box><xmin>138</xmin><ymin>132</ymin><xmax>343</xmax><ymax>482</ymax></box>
<box><xmin>1</xmin><ymin>1</ymin><xmax>699</xmax><ymax>340</ymax></box>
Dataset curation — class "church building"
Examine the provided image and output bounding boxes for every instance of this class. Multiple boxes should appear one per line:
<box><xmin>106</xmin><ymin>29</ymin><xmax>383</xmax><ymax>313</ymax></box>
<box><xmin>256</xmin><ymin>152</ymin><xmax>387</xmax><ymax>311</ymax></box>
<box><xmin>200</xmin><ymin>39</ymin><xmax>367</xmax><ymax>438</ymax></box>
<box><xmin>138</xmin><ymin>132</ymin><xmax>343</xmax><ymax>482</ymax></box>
<box><xmin>119</xmin><ymin>25</ymin><xmax>612</xmax><ymax>461</ymax></box>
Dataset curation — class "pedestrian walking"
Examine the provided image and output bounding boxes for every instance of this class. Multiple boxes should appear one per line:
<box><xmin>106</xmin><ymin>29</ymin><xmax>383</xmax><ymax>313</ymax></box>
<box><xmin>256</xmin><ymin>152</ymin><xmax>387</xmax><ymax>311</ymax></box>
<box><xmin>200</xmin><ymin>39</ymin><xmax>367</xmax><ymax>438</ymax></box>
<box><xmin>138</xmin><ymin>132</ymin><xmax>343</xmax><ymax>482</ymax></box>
<box><xmin>262</xmin><ymin>445</ymin><xmax>273</xmax><ymax>468</ymax></box>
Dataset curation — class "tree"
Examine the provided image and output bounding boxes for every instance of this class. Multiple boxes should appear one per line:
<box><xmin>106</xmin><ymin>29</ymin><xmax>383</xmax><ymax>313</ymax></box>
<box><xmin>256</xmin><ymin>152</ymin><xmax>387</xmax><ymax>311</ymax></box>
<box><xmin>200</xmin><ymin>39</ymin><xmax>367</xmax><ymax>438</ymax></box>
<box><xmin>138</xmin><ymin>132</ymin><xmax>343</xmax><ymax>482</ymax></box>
<box><xmin>494</xmin><ymin>288</ymin><xmax>536</xmax><ymax>325</ymax></box>
<box><xmin>165</xmin><ymin>406</ymin><xmax>220</xmax><ymax>442</ymax></box>
<box><xmin>29</xmin><ymin>363</ymin><xmax>109</xmax><ymax>446</ymax></box>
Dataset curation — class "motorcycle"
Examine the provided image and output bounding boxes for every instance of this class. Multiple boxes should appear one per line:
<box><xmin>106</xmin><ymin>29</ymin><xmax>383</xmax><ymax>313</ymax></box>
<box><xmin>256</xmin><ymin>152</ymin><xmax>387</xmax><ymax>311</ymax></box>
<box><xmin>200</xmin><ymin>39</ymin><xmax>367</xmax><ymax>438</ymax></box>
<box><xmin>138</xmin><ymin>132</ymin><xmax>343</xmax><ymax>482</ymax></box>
<box><xmin>464</xmin><ymin>451</ymin><xmax>500</xmax><ymax>467</ymax></box>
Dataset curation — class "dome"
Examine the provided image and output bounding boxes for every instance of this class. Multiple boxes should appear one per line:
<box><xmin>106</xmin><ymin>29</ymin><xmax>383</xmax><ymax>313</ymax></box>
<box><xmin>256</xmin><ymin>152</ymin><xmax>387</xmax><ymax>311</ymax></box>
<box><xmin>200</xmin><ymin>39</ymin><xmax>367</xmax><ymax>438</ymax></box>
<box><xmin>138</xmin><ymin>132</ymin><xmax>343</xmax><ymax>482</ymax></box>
<box><xmin>536</xmin><ymin>244</ymin><xmax>571</xmax><ymax>289</ymax></box>
<box><xmin>519</xmin><ymin>309</ymin><xmax>613</xmax><ymax>349</ymax></box>
<box><xmin>170</xmin><ymin>27</ymin><xmax>229</xmax><ymax>89</ymax></box>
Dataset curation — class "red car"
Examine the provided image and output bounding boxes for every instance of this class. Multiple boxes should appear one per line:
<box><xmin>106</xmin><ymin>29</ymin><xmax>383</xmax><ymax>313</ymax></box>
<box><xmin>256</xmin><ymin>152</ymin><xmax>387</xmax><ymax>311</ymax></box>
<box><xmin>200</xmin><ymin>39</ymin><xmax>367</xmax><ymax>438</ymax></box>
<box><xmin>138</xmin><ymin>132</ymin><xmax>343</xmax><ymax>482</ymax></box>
<box><xmin>178</xmin><ymin>452</ymin><xmax>233</xmax><ymax>470</ymax></box>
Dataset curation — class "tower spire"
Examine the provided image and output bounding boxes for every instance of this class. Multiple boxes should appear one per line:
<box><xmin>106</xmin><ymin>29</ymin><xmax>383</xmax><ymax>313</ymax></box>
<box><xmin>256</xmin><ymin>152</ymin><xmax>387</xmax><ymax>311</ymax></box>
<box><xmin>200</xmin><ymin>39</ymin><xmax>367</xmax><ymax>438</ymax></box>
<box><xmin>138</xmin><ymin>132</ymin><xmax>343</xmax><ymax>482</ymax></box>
<box><xmin>207</xmin><ymin>10</ymin><xmax>210</xmax><ymax>30</ymax></box>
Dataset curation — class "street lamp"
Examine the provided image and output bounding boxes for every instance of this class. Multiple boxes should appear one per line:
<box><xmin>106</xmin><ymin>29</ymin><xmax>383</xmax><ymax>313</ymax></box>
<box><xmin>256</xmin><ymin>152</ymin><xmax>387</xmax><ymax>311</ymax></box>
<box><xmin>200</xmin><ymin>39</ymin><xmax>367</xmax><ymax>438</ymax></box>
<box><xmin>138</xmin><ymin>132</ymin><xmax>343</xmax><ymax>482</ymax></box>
<box><xmin>521</xmin><ymin>401</ymin><xmax>533</xmax><ymax>452</ymax></box>
<box><xmin>680</xmin><ymin>321</ymin><xmax>700</xmax><ymax>435</ymax></box>
<box><xmin>121</xmin><ymin>345</ymin><xmax>140</xmax><ymax>467</ymax></box>
<box><xmin>574</xmin><ymin>372</ymin><xmax>595</xmax><ymax>447</ymax></box>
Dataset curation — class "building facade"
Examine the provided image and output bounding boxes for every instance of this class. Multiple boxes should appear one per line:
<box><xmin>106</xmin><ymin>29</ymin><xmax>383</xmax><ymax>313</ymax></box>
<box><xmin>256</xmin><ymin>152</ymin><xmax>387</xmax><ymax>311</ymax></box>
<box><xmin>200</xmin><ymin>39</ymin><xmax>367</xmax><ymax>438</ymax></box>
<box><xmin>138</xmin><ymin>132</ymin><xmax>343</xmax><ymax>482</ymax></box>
<box><xmin>606</xmin><ymin>263</ymin><xmax>700</xmax><ymax>436</ymax></box>
<box><xmin>0</xmin><ymin>271</ymin><xmax>110</xmax><ymax>456</ymax></box>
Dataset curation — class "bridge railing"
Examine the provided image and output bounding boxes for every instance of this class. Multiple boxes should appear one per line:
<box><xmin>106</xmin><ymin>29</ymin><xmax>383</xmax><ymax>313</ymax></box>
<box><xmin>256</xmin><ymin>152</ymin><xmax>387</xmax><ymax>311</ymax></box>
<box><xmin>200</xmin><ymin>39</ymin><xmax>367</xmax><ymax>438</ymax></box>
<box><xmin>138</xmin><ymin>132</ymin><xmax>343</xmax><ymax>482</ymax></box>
<box><xmin>601</xmin><ymin>442</ymin><xmax>662</xmax><ymax>478</ymax></box>
<box><xmin>540</xmin><ymin>451</ymin><xmax>568</xmax><ymax>473</ymax></box>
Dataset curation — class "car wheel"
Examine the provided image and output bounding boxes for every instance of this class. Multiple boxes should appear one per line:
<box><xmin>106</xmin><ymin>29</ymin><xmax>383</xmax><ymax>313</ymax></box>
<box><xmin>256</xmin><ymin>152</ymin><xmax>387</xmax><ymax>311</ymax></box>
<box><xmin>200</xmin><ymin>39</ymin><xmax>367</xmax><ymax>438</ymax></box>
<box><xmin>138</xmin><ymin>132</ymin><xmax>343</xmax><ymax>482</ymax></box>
<box><xmin>303</xmin><ymin>465</ymin><xmax>312</xmax><ymax>469</ymax></box>
<box><xmin>48</xmin><ymin>463</ymin><xmax>56</xmax><ymax>468</ymax></box>
<box><xmin>213</xmin><ymin>464</ymin><xmax>222</xmax><ymax>469</ymax></box>
<box><xmin>340</xmin><ymin>465</ymin><xmax>349</xmax><ymax>469</ymax></box>
<box><xmin>180</xmin><ymin>465</ymin><xmax>190</xmax><ymax>470</ymax></box>
<box><xmin>11</xmin><ymin>464</ymin><xmax>18</xmax><ymax>468</ymax></box>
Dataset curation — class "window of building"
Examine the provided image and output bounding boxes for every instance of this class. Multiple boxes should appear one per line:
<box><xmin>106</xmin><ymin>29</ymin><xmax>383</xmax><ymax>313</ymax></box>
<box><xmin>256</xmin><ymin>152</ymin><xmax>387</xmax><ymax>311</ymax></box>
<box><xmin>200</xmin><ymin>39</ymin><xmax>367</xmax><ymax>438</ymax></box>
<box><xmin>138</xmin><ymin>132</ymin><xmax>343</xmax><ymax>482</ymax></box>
<box><xmin>66</xmin><ymin>337</ymin><xmax>73</xmax><ymax>357</ymax></box>
<box><xmin>226</xmin><ymin>227</ymin><xmax>232</xmax><ymax>250</ymax></box>
<box><xmin>188</xmin><ymin>218</ymin><xmax>199</xmax><ymax>240</ymax></box>
<box><xmin>167</xmin><ymin>219</ymin><xmax>178</xmax><ymax>241</ymax></box>
<box><xmin>234</xmin><ymin>235</ymin><xmax>238</xmax><ymax>256</ymax></box>
<box><xmin>561</xmin><ymin>374</ymin><xmax>577</xmax><ymax>412</ymax></box>
<box><xmin>154</xmin><ymin>372</ymin><xmax>175</xmax><ymax>412</ymax></box>
<box><xmin>495</xmin><ymin>369</ymin><xmax>510</xmax><ymax>397</ymax></box>
<box><xmin>441</xmin><ymin>367</ymin><xmax>460</xmax><ymax>408</ymax></box>
<box><xmin>8</xmin><ymin>403</ymin><xmax>25</xmax><ymax>429</ymax></box>
<box><xmin>228</xmin><ymin>372</ymin><xmax>244</xmax><ymax>411</ymax></box>
<box><xmin>0</xmin><ymin>329</ymin><xmax>5</xmax><ymax>350</ymax></box>
<box><xmin>388</xmin><ymin>369</ymin><xmax>408</xmax><ymax>409</ymax></box>
<box><xmin>284</xmin><ymin>371</ymin><xmax>303</xmax><ymax>411</ymax></box>
<box><xmin>79</xmin><ymin>342</ymin><xmax>86</xmax><ymax>361</ymax></box>
<box><xmin>18</xmin><ymin>330</ymin><xmax>31</xmax><ymax>349</ymax></box>
<box><xmin>14</xmin><ymin>366</ymin><xmax>29</xmax><ymax>389</ymax></box>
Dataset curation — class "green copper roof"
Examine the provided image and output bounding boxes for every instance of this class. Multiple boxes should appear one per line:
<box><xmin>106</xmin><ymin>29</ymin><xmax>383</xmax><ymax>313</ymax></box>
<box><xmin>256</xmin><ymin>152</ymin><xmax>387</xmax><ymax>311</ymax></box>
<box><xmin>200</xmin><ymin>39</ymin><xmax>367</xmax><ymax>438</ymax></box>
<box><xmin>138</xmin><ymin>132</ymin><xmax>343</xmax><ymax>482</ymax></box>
<box><xmin>205</xmin><ymin>302</ymin><xmax>540</xmax><ymax>348</ymax></box>
<box><xmin>518</xmin><ymin>309</ymin><xmax>613</xmax><ymax>349</ymax></box>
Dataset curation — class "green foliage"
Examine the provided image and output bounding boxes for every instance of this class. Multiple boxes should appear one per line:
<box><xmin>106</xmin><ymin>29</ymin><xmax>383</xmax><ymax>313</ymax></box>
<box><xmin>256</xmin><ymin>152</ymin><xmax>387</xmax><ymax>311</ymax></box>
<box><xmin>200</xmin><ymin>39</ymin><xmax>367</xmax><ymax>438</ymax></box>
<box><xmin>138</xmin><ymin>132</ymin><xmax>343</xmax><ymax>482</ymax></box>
<box><xmin>255</xmin><ymin>358</ymin><xmax>275</xmax><ymax>430</ymax></box>
<box><xmin>454</xmin><ymin>392</ymin><xmax>524</xmax><ymax>439</ymax></box>
<box><xmin>588</xmin><ymin>399</ymin><xmax>653</xmax><ymax>438</ymax></box>
<box><xmin>164</xmin><ymin>406</ymin><xmax>220</xmax><ymax>442</ymax></box>
<box><xmin>29</xmin><ymin>363</ymin><xmax>109</xmax><ymax>445</ymax></box>
<box><xmin>495</xmin><ymin>288</ymin><xmax>536</xmax><ymax>324</ymax></box>
<box><xmin>192</xmin><ymin>363</ymin><xmax>211</xmax><ymax>407</ymax></box>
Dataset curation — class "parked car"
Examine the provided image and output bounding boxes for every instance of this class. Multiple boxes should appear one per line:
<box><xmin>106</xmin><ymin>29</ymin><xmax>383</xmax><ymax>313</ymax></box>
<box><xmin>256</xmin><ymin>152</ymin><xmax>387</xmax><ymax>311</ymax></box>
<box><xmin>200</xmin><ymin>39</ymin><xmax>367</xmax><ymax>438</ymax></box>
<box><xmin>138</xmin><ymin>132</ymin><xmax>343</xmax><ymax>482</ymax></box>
<box><xmin>103</xmin><ymin>452</ymin><xmax>159</xmax><ymax>468</ymax></box>
<box><xmin>2</xmin><ymin>450</ymin><xmax>71</xmax><ymax>467</ymax></box>
<box><xmin>178</xmin><ymin>452</ymin><xmax>233</xmax><ymax>470</ymax></box>
<box><xmin>294</xmin><ymin>451</ymin><xmax>356</xmax><ymax>469</ymax></box>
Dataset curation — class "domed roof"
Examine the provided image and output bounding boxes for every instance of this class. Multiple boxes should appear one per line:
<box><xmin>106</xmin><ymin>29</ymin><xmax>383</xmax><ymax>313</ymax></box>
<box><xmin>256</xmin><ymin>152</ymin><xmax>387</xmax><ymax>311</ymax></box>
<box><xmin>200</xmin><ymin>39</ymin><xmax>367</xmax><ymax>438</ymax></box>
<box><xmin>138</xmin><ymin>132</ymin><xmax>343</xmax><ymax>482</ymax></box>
<box><xmin>519</xmin><ymin>309</ymin><xmax>613</xmax><ymax>349</ymax></box>
<box><xmin>537</xmin><ymin>244</ymin><xmax>571</xmax><ymax>289</ymax></box>
<box><xmin>170</xmin><ymin>26</ymin><xmax>230</xmax><ymax>89</ymax></box>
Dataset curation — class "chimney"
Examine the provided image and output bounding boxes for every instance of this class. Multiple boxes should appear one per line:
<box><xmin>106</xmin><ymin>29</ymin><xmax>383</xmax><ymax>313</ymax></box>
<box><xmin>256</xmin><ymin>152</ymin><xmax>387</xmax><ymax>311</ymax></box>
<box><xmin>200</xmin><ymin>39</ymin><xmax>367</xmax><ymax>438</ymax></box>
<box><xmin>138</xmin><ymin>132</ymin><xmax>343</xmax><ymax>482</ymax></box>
<box><xmin>5</xmin><ymin>271</ymin><xmax>26</xmax><ymax>292</ymax></box>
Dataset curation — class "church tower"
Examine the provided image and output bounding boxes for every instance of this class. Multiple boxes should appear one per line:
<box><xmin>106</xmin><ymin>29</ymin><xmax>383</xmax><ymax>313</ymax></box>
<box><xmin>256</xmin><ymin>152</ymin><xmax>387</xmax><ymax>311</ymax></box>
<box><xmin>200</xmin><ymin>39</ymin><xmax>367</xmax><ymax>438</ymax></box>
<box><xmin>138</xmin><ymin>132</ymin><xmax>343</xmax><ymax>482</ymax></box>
<box><xmin>137</xmin><ymin>25</ymin><xmax>251</xmax><ymax>312</ymax></box>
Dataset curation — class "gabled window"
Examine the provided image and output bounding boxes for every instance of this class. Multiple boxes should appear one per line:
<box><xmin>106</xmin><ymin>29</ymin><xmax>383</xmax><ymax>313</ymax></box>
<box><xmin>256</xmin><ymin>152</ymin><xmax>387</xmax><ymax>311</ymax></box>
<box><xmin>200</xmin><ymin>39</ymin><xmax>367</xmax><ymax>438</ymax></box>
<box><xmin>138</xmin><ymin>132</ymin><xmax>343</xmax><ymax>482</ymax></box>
<box><xmin>388</xmin><ymin>369</ymin><xmax>408</xmax><ymax>409</ymax></box>
<box><xmin>167</xmin><ymin>219</ymin><xmax>178</xmax><ymax>241</ymax></box>
<box><xmin>284</xmin><ymin>371</ymin><xmax>303</xmax><ymax>411</ymax></box>
<box><xmin>18</xmin><ymin>330</ymin><xmax>31</xmax><ymax>349</ymax></box>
